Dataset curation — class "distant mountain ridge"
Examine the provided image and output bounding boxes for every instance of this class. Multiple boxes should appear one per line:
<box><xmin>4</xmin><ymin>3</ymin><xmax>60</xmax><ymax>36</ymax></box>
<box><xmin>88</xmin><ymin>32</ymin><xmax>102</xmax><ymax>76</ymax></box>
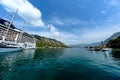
<box><xmin>71</xmin><ymin>31</ymin><xmax>120</xmax><ymax>47</ymax></box>
<box><xmin>39</xmin><ymin>31</ymin><xmax>120</xmax><ymax>48</ymax></box>
<box><xmin>70</xmin><ymin>44</ymin><xmax>88</xmax><ymax>48</ymax></box>
<box><xmin>33</xmin><ymin>35</ymin><xmax>68</xmax><ymax>48</ymax></box>
<box><xmin>88</xmin><ymin>31</ymin><xmax>120</xmax><ymax>46</ymax></box>
<box><xmin>88</xmin><ymin>42</ymin><xmax>101</xmax><ymax>46</ymax></box>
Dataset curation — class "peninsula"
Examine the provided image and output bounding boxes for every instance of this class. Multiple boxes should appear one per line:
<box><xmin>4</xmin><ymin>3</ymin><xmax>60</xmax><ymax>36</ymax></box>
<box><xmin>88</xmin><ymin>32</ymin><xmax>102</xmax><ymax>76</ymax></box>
<box><xmin>33</xmin><ymin>35</ymin><xmax>68</xmax><ymax>48</ymax></box>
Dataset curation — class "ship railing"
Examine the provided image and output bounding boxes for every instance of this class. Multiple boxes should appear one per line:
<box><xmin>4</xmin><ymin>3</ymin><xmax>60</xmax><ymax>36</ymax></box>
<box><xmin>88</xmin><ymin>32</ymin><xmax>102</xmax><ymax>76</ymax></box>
<box><xmin>0</xmin><ymin>40</ymin><xmax>20</xmax><ymax>47</ymax></box>
<box><xmin>0</xmin><ymin>23</ymin><xmax>9</xmax><ymax>29</ymax></box>
<box><xmin>0</xmin><ymin>23</ymin><xmax>21</xmax><ymax>32</ymax></box>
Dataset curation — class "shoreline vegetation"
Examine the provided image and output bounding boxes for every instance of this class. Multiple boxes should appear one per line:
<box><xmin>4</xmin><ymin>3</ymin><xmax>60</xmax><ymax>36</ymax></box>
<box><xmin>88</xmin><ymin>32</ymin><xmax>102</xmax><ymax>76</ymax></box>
<box><xmin>33</xmin><ymin>35</ymin><xmax>68</xmax><ymax>49</ymax></box>
<box><xmin>33</xmin><ymin>31</ymin><xmax>120</xmax><ymax>49</ymax></box>
<box><xmin>85</xmin><ymin>32</ymin><xmax>120</xmax><ymax>51</ymax></box>
<box><xmin>36</xmin><ymin>47</ymin><xmax>67</xmax><ymax>49</ymax></box>
<box><xmin>107</xmin><ymin>36</ymin><xmax>120</xmax><ymax>49</ymax></box>
<box><xmin>85</xmin><ymin>36</ymin><xmax>120</xmax><ymax>51</ymax></box>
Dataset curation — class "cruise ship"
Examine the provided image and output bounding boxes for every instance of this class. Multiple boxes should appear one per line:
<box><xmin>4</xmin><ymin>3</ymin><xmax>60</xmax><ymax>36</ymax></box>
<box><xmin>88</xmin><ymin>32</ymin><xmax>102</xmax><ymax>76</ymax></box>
<box><xmin>0</xmin><ymin>18</ymin><xmax>36</xmax><ymax>52</ymax></box>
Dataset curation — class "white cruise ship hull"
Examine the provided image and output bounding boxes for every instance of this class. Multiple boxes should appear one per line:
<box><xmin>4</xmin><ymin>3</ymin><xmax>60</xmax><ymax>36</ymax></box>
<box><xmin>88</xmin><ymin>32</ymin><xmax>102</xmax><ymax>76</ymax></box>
<box><xmin>18</xmin><ymin>42</ymin><xmax>36</xmax><ymax>49</ymax></box>
<box><xmin>0</xmin><ymin>47</ymin><xmax>23</xmax><ymax>53</ymax></box>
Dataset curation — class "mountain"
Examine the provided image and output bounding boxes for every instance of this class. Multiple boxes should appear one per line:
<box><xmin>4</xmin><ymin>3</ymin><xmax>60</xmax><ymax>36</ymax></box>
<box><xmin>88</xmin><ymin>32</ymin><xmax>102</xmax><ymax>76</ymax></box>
<box><xmin>70</xmin><ymin>44</ymin><xmax>88</xmax><ymax>48</ymax></box>
<box><xmin>104</xmin><ymin>32</ymin><xmax>120</xmax><ymax>44</ymax></box>
<box><xmin>107</xmin><ymin>36</ymin><xmax>120</xmax><ymax>49</ymax></box>
<box><xmin>88</xmin><ymin>42</ymin><xmax>101</xmax><ymax>46</ymax></box>
<box><xmin>70</xmin><ymin>42</ymin><xmax>101</xmax><ymax>48</ymax></box>
<box><xmin>73</xmin><ymin>31</ymin><xmax>120</xmax><ymax>48</ymax></box>
<box><xmin>33</xmin><ymin>35</ymin><xmax>68</xmax><ymax>48</ymax></box>
<box><xmin>88</xmin><ymin>31</ymin><xmax>120</xmax><ymax>46</ymax></box>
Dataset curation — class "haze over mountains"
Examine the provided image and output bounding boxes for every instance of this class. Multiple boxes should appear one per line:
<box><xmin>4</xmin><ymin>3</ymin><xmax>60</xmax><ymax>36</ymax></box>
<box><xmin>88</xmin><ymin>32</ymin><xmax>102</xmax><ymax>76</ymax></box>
<box><xmin>71</xmin><ymin>31</ymin><xmax>120</xmax><ymax>47</ymax></box>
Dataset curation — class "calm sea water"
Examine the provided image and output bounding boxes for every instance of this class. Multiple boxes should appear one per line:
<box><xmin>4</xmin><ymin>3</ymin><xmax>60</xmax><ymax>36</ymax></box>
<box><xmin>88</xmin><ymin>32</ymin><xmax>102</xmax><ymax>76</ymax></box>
<box><xmin>0</xmin><ymin>48</ymin><xmax>120</xmax><ymax>80</ymax></box>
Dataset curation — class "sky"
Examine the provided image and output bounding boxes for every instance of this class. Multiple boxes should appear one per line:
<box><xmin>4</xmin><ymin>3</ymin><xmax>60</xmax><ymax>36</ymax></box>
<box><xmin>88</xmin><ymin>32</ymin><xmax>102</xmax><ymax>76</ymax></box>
<box><xmin>0</xmin><ymin>0</ymin><xmax>120</xmax><ymax>45</ymax></box>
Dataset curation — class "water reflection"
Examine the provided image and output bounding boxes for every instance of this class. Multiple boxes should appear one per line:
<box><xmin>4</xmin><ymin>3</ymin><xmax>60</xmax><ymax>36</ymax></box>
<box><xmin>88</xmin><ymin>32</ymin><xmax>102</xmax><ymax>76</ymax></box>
<box><xmin>34</xmin><ymin>49</ymin><xmax>64</xmax><ymax>59</ymax></box>
<box><xmin>0</xmin><ymin>49</ymin><xmax>65</xmax><ymax>80</ymax></box>
<box><xmin>111</xmin><ymin>50</ymin><xmax>120</xmax><ymax>59</ymax></box>
<box><xmin>102</xmin><ymin>50</ymin><xmax>120</xmax><ymax>60</ymax></box>
<box><xmin>103</xmin><ymin>51</ymin><xmax>110</xmax><ymax>58</ymax></box>
<box><xmin>0</xmin><ymin>48</ymin><xmax>120</xmax><ymax>80</ymax></box>
<box><xmin>0</xmin><ymin>49</ymin><xmax>36</xmax><ymax>79</ymax></box>
<box><xmin>102</xmin><ymin>50</ymin><xmax>120</xmax><ymax>66</ymax></box>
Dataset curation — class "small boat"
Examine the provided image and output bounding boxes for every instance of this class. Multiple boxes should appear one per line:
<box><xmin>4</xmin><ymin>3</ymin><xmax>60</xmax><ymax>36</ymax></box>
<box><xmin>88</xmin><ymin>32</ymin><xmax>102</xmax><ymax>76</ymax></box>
<box><xmin>102</xmin><ymin>48</ymin><xmax>111</xmax><ymax>51</ymax></box>
<box><xmin>87</xmin><ymin>46</ymin><xmax>101</xmax><ymax>51</ymax></box>
<box><xmin>101</xmin><ymin>41</ymin><xmax>112</xmax><ymax>52</ymax></box>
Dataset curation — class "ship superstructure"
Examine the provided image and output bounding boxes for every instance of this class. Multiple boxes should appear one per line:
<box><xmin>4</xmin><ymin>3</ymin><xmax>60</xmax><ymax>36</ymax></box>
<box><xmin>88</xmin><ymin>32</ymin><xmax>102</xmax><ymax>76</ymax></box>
<box><xmin>0</xmin><ymin>18</ymin><xmax>36</xmax><ymax>51</ymax></box>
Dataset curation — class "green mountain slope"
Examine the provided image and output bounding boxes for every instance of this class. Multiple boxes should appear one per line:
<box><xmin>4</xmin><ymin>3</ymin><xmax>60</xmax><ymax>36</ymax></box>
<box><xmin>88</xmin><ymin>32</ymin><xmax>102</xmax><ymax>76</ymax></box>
<box><xmin>33</xmin><ymin>35</ymin><xmax>68</xmax><ymax>48</ymax></box>
<box><xmin>107</xmin><ymin>36</ymin><xmax>120</xmax><ymax>49</ymax></box>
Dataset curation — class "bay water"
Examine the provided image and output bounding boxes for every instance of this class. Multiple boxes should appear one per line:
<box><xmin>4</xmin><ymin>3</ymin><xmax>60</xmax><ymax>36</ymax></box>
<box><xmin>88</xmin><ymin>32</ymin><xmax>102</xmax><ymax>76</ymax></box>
<box><xmin>0</xmin><ymin>48</ymin><xmax>120</xmax><ymax>80</ymax></box>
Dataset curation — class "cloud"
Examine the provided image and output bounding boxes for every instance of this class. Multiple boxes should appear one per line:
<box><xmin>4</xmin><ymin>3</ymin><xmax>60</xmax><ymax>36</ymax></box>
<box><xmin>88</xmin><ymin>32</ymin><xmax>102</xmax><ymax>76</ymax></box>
<box><xmin>108</xmin><ymin>0</ymin><xmax>118</xmax><ymax>6</ymax></box>
<box><xmin>48</xmin><ymin>24</ymin><xmax>61</xmax><ymax>38</ymax></box>
<box><xmin>49</xmin><ymin>17</ymin><xmax>97</xmax><ymax>28</ymax></box>
<box><xmin>0</xmin><ymin>0</ymin><xmax>44</xmax><ymax>27</ymax></box>
<box><xmin>82</xmin><ymin>23</ymin><xmax>120</xmax><ymax>43</ymax></box>
<box><xmin>0</xmin><ymin>0</ymin><xmax>80</xmax><ymax>45</ymax></box>
<box><xmin>25</xmin><ymin>15</ymin><xmax>120</xmax><ymax>45</ymax></box>
<box><xmin>50</xmin><ymin>18</ymin><xmax>64</xmax><ymax>26</ymax></box>
<box><xmin>101</xmin><ymin>10</ymin><xmax>106</xmax><ymax>14</ymax></box>
<box><xmin>1</xmin><ymin>0</ymin><xmax>120</xmax><ymax>45</ymax></box>
<box><xmin>26</xmin><ymin>24</ymin><xmax>80</xmax><ymax>45</ymax></box>
<box><xmin>104</xmin><ymin>0</ymin><xmax>119</xmax><ymax>6</ymax></box>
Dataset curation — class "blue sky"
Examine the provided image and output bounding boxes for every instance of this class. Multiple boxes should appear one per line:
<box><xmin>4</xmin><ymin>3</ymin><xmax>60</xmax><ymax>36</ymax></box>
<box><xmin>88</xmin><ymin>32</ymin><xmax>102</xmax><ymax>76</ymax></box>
<box><xmin>0</xmin><ymin>0</ymin><xmax>120</xmax><ymax>45</ymax></box>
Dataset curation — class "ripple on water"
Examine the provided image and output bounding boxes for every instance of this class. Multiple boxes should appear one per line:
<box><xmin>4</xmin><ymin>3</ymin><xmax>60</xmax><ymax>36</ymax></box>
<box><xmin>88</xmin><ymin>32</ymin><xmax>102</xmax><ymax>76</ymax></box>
<box><xmin>0</xmin><ymin>48</ymin><xmax>120</xmax><ymax>80</ymax></box>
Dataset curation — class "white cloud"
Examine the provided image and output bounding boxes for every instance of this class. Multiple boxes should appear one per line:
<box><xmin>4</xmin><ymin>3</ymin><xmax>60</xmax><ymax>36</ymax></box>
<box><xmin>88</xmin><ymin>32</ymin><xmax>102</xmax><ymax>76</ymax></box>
<box><xmin>48</xmin><ymin>24</ymin><xmax>62</xmax><ymax>38</ymax></box>
<box><xmin>101</xmin><ymin>10</ymin><xmax>106</xmax><ymax>14</ymax></box>
<box><xmin>47</xmin><ymin>24</ymin><xmax>80</xmax><ymax>45</ymax></box>
<box><xmin>0</xmin><ymin>0</ymin><xmax>44</xmax><ymax>27</ymax></box>
<box><xmin>26</xmin><ymin>24</ymin><xmax>80</xmax><ymax>45</ymax></box>
<box><xmin>82</xmin><ymin>24</ymin><xmax>120</xmax><ymax>43</ymax></box>
<box><xmin>25</xmin><ymin>19</ymin><xmax>120</xmax><ymax>45</ymax></box>
<box><xmin>50</xmin><ymin>17</ymin><xmax>96</xmax><ymax>27</ymax></box>
<box><xmin>0</xmin><ymin>0</ymin><xmax>82</xmax><ymax>45</ymax></box>
<box><xmin>1</xmin><ymin>0</ymin><xmax>119</xmax><ymax>45</ymax></box>
<box><xmin>50</xmin><ymin>18</ymin><xmax>64</xmax><ymax>26</ymax></box>
<box><xmin>108</xmin><ymin>0</ymin><xmax>118</xmax><ymax>6</ymax></box>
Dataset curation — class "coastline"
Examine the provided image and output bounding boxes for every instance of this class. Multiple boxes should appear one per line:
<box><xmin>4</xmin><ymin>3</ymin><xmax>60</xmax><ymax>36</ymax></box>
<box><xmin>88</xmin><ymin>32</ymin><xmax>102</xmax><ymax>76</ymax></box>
<box><xmin>36</xmin><ymin>47</ymin><xmax>68</xmax><ymax>49</ymax></box>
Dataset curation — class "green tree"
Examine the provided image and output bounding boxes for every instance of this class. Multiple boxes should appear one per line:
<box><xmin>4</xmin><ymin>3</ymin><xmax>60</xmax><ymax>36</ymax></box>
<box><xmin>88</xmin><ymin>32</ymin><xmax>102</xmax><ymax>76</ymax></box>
<box><xmin>107</xmin><ymin>36</ymin><xmax>120</xmax><ymax>49</ymax></box>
